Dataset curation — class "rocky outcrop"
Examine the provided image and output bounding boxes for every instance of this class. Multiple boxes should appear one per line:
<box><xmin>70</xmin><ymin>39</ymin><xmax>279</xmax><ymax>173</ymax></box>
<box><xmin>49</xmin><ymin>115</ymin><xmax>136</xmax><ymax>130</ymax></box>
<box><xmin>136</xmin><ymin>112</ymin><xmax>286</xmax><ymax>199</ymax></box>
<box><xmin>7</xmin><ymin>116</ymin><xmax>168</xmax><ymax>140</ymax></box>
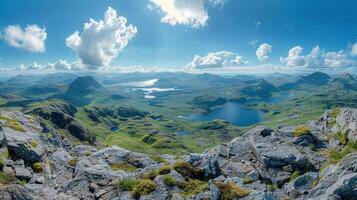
<box><xmin>308</xmin><ymin>153</ymin><xmax>357</xmax><ymax>199</ymax></box>
<box><xmin>0</xmin><ymin>108</ymin><xmax>356</xmax><ymax>200</ymax></box>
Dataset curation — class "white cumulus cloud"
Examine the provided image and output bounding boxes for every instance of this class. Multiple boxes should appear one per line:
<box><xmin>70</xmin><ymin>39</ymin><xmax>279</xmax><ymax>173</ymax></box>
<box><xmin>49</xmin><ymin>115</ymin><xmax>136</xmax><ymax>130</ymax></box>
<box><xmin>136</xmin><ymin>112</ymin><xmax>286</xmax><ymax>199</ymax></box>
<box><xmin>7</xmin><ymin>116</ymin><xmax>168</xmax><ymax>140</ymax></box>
<box><xmin>2</xmin><ymin>24</ymin><xmax>47</xmax><ymax>53</ymax></box>
<box><xmin>281</xmin><ymin>45</ymin><xmax>356</xmax><ymax>68</ymax></box>
<box><xmin>187</xmin><ymin>51</ymin><xmax>246</xmax><ymax>69</ymax></box>
<box><xmin>149</xmin><ymin>0</ymin><xmax>225</xmax><ymax>28</ymax></box>
<box><xmin>256</xmin><ymin>43</ymin><xmax>272</xmax><ymax>61</ymax></box>
<box><xmin>280</xmin><ymin>46</ymin><xmax>306</xmax><ymax>67</ymax></box>
<box><xmin>66</xmin><ymin>7</ymin><xmax>137</xmax><ymax>69</ymax></box>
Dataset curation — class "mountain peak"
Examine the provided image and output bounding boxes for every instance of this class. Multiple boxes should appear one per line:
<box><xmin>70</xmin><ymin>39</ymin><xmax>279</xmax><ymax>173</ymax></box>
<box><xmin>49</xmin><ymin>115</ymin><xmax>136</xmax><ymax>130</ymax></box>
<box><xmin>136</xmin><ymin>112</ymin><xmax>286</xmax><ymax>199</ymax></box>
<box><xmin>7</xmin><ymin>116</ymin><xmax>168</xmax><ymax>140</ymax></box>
<box><xmin>66</xmin><ymin>76</ymin><xmax>102</xmax><ymax>95</ymax></box>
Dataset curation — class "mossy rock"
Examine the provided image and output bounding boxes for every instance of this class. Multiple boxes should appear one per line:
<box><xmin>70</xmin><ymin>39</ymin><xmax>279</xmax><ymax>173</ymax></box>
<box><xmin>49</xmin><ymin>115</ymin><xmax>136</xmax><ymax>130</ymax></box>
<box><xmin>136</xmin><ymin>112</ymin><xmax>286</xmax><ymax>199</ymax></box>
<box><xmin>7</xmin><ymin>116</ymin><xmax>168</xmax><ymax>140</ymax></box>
<box><xmin>67</xmin><ymin>159</ymin><xmax>78</xmax><ymax>167</ymax></box>
<box><xmin>110</xmin><ymin>163</ymin><xmax>137</xmax><ymax>172</ymax></box>
<box><xmin>0</xmin><ymin>171</ymin><xmax>16</xmax><ymax>185</ymax></box>
<box><xmin>142</xmin><ymin>170</ymin><xmax>158</xmax><ymax>180</ymax></box>
<box><xmin>178</xmin><ymin>179</ymin><xmax>208</xmax><ymax>198</ymax></box>
<box><xmin>174</xmin><ymin>161</ymin><xmax>203</xmax><ymax>179</ymax></box>
<box><xmin>32</xmin><ymin>162</ymin><xmax>43</xmax><ymax>173</ymax></box>
<box><xmin>158</xmin><ymin>165</ymin><xmax>171</xmax><ymax>175</ymax></box>
<box><xmin>132</xmin><ymin>179</ymin><xmax>157</xmax><ymax>199</ymax></box>
<box><xmin>214</xmin><ymin>182</ymin><xmax>250</xmax><ymax>200</ymax></box>
<box><xmin>294</xmin><ymin>125</ymin><xmax>311</xmax><ymax>137</ymax></box>
<box><xmin>163</xmin><ymin>175</ymin><xmax>176</xmax><ymax>186</ymax></box>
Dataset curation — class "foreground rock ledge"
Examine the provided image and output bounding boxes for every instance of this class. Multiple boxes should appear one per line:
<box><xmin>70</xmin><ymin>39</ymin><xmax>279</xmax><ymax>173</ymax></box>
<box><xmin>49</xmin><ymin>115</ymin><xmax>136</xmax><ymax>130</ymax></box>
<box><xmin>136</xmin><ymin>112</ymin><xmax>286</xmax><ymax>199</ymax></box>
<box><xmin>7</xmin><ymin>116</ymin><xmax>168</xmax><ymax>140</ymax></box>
<box><xmin>0</xmin><ymin>108</ymin><xmax>356</xmax><ymax>200</ymax></box>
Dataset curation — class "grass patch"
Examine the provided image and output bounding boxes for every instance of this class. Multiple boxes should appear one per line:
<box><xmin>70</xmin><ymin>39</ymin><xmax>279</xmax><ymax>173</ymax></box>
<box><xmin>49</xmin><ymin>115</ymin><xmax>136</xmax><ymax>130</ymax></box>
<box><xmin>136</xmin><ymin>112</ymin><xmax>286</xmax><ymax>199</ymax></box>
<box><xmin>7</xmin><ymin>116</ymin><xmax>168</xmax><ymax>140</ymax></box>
<box><xmin>116</xmin><ymin>178</ymin><xmax>137</xmax><ymax>192</ymax></box>
<box><xmin>110</xmin><ymin>163</ymin><xmax>137</xmax><ymax>172</ymax></box>
<box><xmin>328</xmin><ymin>107</ymin><xmax>340</xmax><ymax>128</ymax></box>
<box><xmin>163</xmin><ymin>175</ymin><xmax>177</xmax><ymax>186</ymax></box>
<box><xmin>150</xmin><ymin>155</ymin><xmax>167</xmax><ymax>164</ymax></box>
<box><xmin>132</xmin><ymin>179</ymin><xmax>157</xmax><ymax>199</ymax></box>
<box><xmin>179</xmin><ymin>179</ymin><xmax>208</xmax><ymax>198</ymax></box>
<box><xmin>332</xmin><ymin>130</ymin><xmax>349</xmax><ymax>145</ymax></box>
<box><xmin>328</xmin><ymin>141</ymin><xmax>357</xmax><ymax>164</ymax></box>
<box><xmin>0</xmin><ymin>116</ymin><xmax>25</xmax><ymax>132</ymax></box>
<box><xmin>294</xmin><ymin>125</ymin><xmax>311</xmax><ymax>137</ymax></box>
<box><xmin>214</xmin><ymin>182</ymin><xmax>250</xmax><ymax>200</ymax></box>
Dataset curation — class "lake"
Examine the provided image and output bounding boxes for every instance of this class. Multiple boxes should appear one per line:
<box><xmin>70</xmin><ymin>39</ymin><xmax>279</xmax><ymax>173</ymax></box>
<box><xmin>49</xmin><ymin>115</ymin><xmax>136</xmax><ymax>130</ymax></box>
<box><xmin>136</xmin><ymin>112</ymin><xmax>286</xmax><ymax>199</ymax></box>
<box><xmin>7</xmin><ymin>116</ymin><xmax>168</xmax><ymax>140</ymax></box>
<box><xmin>188</xmin><ymin>102</ymin><xmax>264</xmax><ymax>126</ymax></box>
<box><xmin>188</xmin><ymin>92</ymin><xmax>293</xmax><ymax>126</ymax></box>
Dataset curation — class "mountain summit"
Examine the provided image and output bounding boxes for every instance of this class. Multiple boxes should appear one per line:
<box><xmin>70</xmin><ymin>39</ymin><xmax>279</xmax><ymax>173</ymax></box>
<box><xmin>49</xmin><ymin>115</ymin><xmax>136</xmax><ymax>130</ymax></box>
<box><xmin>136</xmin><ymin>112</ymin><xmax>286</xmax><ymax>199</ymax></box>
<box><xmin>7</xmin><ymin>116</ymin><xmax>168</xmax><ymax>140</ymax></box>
<box><xmin>66</xmin><ymin>76</ymin><xmax>102</xmax><ymax>96</ymax></box>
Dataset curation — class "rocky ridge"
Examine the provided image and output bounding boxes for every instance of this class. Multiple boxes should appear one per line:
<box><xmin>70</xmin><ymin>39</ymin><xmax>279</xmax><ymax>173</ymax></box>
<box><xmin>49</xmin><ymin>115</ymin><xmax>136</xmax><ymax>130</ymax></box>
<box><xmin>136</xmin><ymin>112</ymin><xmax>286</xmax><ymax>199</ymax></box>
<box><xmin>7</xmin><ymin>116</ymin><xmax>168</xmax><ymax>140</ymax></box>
<box><xmin>0</xmin><ymin>108</ymin><xmax>356</xmax><ymax>200</ymax></box>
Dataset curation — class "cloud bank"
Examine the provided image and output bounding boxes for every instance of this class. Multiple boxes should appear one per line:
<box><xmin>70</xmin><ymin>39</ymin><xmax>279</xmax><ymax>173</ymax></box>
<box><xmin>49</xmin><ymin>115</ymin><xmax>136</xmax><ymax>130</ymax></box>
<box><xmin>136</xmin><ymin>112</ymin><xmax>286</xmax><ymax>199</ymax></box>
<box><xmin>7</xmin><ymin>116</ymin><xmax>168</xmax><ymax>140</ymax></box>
<box><xmin>280</xmin><ymin>45</ymin><xmax>356</xmax><ymax>68</ymax></box>
<box><xmin>66</xmin><ymin>7</ymin><xmax>137</xmax><ymax>69</ymax></box>
<box><xmin>2</xmin><ymin>25</ymin><xmax>47</xmax><ymax>53</ymax></box>
<box><xmin>149</xmin><ymin>0</ymin><xmax>225</xmax><ymax>28</ymax></box>
<box><xmin>186</xmin><ymin>51</ymin><xmax>246</xmax><ymax>69</ymax></box>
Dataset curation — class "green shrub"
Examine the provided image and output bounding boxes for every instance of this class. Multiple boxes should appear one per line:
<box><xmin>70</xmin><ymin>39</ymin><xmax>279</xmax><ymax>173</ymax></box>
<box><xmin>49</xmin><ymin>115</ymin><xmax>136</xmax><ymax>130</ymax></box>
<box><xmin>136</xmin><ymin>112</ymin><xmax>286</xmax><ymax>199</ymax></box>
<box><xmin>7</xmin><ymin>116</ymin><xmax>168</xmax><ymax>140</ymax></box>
<box><xmin>32</xmin><ymin>162</ymin><xmax>43</xmax><ymax>173</ymax></box>
<box><xmin>116</xmin><ymin>178</ymin><xmax>137</xmax><ymax>191</ymax></box>
<box><xmin>163</xmin><ymin>175</ymin><xmax>176</xmax><ymax>186</ymax></box>
<box><xmin>0</xmin><ymin>172</ymin><xmax>16</xmax><ymax>185</ymax></box>
<box><xmin>174</xmin><ymin>161</ymin><xmax>203</xmax><ymax>179</ymax></box>
<box><xmin>294</xmin><ymin>125</ymin><xmax>311</xmax><ymax>137</ymax></box>
<box><xmin>142</xmin><ymin>170</ymin><xmax>158</xmax><ymax>180</ymax></box>
<box><xmin>132</xmin><ymin>179</ymin><xmax>157</xmax><ymax>199</ymax></box>
<box><xmin>214</xmin><ymin>182</ymin><xmax>250</xmax><ymax>200</ymax></box>
<box><xmin>110</xmin><ymin>163</ymin><xmax>137</xmax><ymax>172</ymax></box>
<box><xmin>158</xmin><ymin>165</ymin><xmax>171</xmax><ymax>175</ymax></box>
<box><xmin>178</xmin><ymin>179</ymin><xmax>208</xmax><ymax>198</ymax></box>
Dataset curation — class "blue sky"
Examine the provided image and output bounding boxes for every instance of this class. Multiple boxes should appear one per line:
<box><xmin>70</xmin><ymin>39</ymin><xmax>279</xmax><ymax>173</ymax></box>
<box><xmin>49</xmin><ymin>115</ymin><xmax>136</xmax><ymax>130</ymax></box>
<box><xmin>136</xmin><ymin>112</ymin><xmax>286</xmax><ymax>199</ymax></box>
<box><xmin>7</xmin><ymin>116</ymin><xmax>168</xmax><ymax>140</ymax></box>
<box><xmin>0</xmin><ymin>0</ymin><xmax>357</xmax><ymax>73</ymax></box>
